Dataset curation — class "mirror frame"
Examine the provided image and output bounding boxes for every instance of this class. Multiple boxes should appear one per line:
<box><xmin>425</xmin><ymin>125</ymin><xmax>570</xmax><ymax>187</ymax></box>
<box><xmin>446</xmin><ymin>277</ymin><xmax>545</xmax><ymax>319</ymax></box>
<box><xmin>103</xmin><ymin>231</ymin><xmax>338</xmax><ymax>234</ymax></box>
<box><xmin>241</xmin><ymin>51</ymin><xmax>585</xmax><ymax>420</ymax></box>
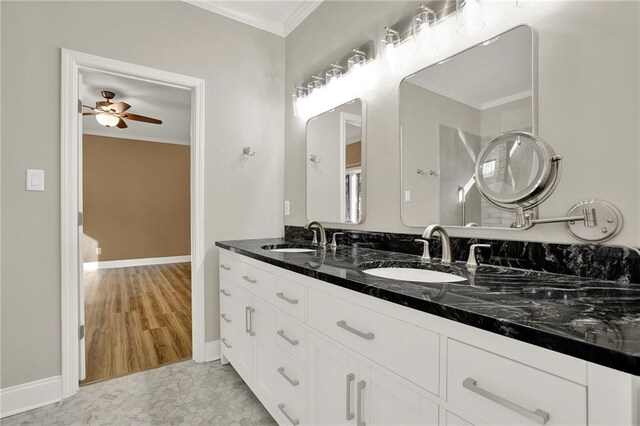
<box><xmin>398</xmin><ymin>24</ymin><xmax>538</xmax><ymax>231</ymax></box>
<box><xmin>305</xmin><ymin>98</ymin><xmax>367</xmax><ymax>224</ymax></box>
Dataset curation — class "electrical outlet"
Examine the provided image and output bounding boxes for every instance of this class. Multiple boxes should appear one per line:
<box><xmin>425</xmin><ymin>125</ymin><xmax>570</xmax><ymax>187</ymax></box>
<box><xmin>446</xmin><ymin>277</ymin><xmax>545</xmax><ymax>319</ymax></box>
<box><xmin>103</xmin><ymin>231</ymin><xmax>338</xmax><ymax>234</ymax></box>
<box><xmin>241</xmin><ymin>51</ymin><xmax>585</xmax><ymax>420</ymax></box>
<box><xmin>404</xmin><ymin>190</ymin><xmax>411</xmax><ymax>202</ymax></box>
<box><xmin>96</xmin><ymin>247</ymin><xmax>102</xmax><ymax>255</ymax></box>
<box><xmin>284</xmin><ymin>200</ymin><xmax>291</xmax><ymax>216</ymax></box>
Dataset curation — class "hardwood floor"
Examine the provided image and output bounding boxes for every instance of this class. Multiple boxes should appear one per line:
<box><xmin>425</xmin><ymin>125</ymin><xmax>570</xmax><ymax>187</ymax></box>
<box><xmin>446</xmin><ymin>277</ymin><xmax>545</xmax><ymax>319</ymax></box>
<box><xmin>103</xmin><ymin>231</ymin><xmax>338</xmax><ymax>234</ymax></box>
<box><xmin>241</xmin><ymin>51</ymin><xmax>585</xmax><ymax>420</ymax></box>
<box><xmin>81</xmin><ymin>262</ymin><xmax>192</xmax><ymax>385</ymax></box>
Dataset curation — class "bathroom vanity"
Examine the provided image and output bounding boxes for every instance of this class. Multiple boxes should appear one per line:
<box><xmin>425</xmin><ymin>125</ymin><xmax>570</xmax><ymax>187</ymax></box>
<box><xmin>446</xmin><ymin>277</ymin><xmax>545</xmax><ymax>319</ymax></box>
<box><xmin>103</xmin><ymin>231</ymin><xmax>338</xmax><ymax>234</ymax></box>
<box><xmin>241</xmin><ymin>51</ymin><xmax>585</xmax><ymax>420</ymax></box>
<box><xmin>216</xmin><ymin>238</ymin><xmax>640</xmax><ymax>426</ymax></box>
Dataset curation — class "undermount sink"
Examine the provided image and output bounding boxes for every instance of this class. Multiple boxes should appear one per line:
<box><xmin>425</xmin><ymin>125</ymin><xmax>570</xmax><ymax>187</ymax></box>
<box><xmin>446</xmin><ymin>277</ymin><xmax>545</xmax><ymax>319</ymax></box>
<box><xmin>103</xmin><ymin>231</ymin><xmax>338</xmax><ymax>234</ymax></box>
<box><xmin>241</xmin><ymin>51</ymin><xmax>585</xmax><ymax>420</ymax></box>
<box><xmin>262</xmin><ymin>244</ymin><xmax>317</xmax><ymax>253</ymax></box>
<box><xmin>363</xmin><ymin>267</ymin><xmax>467</xmax><ymax>283</ymax></box>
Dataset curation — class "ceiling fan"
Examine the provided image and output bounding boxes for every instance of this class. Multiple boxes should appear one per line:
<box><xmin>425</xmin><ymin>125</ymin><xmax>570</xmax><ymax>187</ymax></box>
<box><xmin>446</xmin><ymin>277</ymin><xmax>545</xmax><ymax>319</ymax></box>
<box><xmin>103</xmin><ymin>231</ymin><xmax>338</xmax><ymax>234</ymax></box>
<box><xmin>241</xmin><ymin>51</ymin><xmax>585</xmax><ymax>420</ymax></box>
<box><xmin>82</xmin><ymin>90</ymin><xmax>163</xmax><ymax>129</ymax></box>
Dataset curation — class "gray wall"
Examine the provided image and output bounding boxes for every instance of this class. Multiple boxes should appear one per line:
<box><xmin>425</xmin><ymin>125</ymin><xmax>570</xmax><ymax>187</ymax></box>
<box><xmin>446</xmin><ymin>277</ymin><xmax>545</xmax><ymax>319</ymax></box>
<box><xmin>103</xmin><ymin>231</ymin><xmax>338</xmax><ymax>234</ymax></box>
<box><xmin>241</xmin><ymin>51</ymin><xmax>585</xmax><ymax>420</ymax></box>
<box><xmin>284</xmin><ymin>1</ymin><xmax>640</xmax><ymax>246</ymax></box>
<box><xmin>1</xmin><ymin>1</ymin><xmax>284</xmax><ymax>388</ymax></box>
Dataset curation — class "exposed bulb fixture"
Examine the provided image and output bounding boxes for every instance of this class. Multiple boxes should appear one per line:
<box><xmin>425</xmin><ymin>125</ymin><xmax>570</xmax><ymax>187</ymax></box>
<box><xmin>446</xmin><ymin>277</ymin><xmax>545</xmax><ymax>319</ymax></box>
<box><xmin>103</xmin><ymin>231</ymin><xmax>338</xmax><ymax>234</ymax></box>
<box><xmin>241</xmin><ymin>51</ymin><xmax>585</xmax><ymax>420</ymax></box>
<box><xmin>347</xmin><ymin>50</ymin><xmax>367</xmax><ymax>71</ymax></box>
<box><xmin>95</xmin><ymin>112</ymin><xmax>119</xmax><ymax>127</ymax></box>
<box><xmin>382</xmin><ymin>27</ymin><xmax>400</xmax><ymax>47</ymax></box>
<box><xmin>294</xmin><ymin>85</ymin><xmax>308</xmax><ymax>99</ymax></box>
<box><xmin>456</xmin><ymin>0</ymin><xmax>485</xmax><ymax>35</ymax></box>
<box><xmin>325</xmin><ymin>64</ymin><xmax>343</xmax><ymax>83</ymax></box>
<box><xmin>412</xmin><ymin>5</ymin><xmax>438</xmax><ymax>53</ymax></box>
<box><xmin>307</xmin><ymin>76</ymin><xmax>324</xmax><ymax>94</ymax></box>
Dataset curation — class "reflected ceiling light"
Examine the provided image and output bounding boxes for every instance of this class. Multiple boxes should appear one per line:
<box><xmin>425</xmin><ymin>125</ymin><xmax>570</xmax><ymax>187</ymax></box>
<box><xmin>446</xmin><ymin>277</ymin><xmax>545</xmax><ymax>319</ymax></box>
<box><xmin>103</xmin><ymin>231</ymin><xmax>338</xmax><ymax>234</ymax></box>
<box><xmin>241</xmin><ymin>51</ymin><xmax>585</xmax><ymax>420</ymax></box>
<box><xmin>516</xmin><ymin>0</ymin><xmax>536</xmax><ymax>7</ymax></box>
<box><xmin>347</xmin><ymin>50</ymin><xmax>367</xmax><ymax>71</ymax></box>
<box><xmin>437</xmin><ymin>58</ymin><xmax>452</xmax><ymax>65</ymax></box>
<box><xmin>307</xmin><ymin>76</ymin><xmax>324</xmax><ymax>94</ymax></box>
<box><xmin>482</xmin><ymin>36</ymin><xmax>500</xmax><ymax>46</ymax></box>
<box><xmin>95</xmin><ymin>112</ymin><xmax>120</xmax><ymax>127</ymax></box>
<box><xmin>325</xmin><ymin>64</ymin><xmax>344</xmax><ymax>83</ymax></box>
<box><xmin>456</xmin><ymin>0</ymin><xmax>485</xmax><ymax>35</ymax></box>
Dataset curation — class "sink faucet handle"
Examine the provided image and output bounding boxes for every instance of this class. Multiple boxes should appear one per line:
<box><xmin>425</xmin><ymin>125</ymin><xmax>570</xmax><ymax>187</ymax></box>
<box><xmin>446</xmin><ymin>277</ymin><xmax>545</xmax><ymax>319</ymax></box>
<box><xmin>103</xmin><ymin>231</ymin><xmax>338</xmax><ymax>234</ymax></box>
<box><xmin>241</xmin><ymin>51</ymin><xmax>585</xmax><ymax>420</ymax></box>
<box><xmin>466</xmin><ymin>244</ymin><xmax>491</xmax><ymax>268</ymax></box>
<box><xmin>414</xmin><ymin>239</ymin><xmax>431</xmax><ymax>261</ymax></box>
<box><xmin>311</xmin><ymin>229</ymin><xmax>318</xmax><ymax>245</ymax></box>
<box><xmin>330</xmin><ymin>232</ymin><xmax>344</xmax><ymax>249</ymax></box>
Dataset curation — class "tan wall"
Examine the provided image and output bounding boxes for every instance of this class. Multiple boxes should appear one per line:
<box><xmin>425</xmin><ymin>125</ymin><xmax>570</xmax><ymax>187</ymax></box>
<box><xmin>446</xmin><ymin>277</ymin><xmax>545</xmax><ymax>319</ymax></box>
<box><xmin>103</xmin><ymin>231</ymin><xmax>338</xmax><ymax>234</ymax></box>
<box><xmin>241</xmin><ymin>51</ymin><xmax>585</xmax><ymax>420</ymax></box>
<box><xmin>82</xmin><ymin>135</ymin><xmax>190</xmax><ymax>262</ymax></box>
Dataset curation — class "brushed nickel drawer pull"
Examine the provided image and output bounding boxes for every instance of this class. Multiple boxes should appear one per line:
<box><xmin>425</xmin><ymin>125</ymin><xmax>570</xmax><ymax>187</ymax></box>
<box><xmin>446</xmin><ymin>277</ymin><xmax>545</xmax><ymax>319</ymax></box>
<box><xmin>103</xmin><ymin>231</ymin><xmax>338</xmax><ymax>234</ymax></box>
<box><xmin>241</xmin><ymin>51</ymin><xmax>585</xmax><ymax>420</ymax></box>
<box><xmin>276</xmin><ymin>292</ymin><xmax>299</xmax><ymax>305</ymax></box>
<box><xmin>220</xmin><ymin>313</ymin><xmax>231</xmax><ymax>323</ymax></box>
<box><xmin>337</xmin><ymin>320</ymin><xmax>375</xmax><ymax>340</ymax></box>
<box><xmin>221</xmin><ymin>338</ymin><xmax>232</xmax><ymax>349</ymax></box>
<box><xmin>242</xmin><ymin>275</ymin><xmax>257</xmax><ymax>284</ymax></box>
<box><xmin>220</xmin><ymin>289</ymin><xmax>231</xmax><ymax>297</ymax></box>
<box><xmin>277</xmin><ymin>403</ymin><xmax>300</xmax><ymax>426</ymax></box>
<box><xmin>357</xmin><ymin>380</ymin><xmax>366</xmax><ymax>426</ymax></box>
<box><xmin>346</xmin><ymin>373</ymin><xmax>355</xmax><ymax>421</ymax></box>
<box><xmin>463</xmin><ymin>378</ymin><xmax>550</xmax><ymax>425</ymax></box>
<box><xmin>277</xmin><ymin>329</ymin><xmax>299</xmax><ymax>346</ymax></box>
<box><xmin>277</xmin><ymin>367</ymin><xmax>300</xmax><ymax>386</ymax></box>
<box><xmin>220</xmin><ymin>264</ymin><xmax>231</xmax><ymax>270</ymax></box>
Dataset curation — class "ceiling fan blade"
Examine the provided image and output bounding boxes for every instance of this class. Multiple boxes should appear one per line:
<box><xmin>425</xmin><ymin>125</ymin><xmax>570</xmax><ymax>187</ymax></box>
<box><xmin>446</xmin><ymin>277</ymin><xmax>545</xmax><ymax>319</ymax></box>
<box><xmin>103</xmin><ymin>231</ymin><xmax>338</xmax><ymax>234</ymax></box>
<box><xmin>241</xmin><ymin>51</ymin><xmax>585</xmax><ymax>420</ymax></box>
<box><xmin>123</xmin><ymin>113</ymin><xmax>162</xmax><ymax>125</ymax></box>
<box><xmin>82</xmin><ymin>112</ymin><xmax>97</xmax><ymax>116</ymax></box>
<box><xmin>82</xmin><ymin>105</ymin><xmax>96</xmax><ymax>110</ymax></box>
<box><xmin>117</xmin><ymin>118</ymin><xmax>128</xmax><ymax>129</ymax></box>
<box><xmin>108</xmin><ymin>101</ymin><xmax>131</xmax><ymax>113</ymax></box>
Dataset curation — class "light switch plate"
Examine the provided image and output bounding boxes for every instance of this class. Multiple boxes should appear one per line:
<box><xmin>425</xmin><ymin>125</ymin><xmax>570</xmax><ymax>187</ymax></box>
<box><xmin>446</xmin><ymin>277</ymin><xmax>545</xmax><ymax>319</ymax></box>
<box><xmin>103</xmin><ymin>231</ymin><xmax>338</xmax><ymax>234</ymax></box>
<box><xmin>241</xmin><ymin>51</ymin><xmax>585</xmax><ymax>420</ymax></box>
<box><xmin>404</xmin><ymin>190</ymin><xmax>411</xmax><ymax>202</ymax></box>
<box><xmin>26</xmin><ymin>169</ymin><xmax>45</xmax><ymax>191</ymax></box>
<box><xmin>284</xmin><ymin>200</ymin><xmax>291</xmax><ymax>216</ymax></box>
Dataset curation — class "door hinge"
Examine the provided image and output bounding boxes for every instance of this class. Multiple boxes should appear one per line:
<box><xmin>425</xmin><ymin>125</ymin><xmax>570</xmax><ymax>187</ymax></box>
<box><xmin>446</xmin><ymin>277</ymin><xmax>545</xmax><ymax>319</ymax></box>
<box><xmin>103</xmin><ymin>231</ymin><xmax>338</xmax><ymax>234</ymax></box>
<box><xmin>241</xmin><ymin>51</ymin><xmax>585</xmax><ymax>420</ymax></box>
<box><xmin>78</xmin><ymin>211</ymin><xmax>83</xmax><ymax>226</ymax></box>
<box><xmin>78</xmin><ymin>99</ymin><xmax>83</xmax><ymax>114</ymax></box>
<box><xmin>79</xmin><ymin>324</ymin><xmax>85</xmax><ymax>340</ymax></box>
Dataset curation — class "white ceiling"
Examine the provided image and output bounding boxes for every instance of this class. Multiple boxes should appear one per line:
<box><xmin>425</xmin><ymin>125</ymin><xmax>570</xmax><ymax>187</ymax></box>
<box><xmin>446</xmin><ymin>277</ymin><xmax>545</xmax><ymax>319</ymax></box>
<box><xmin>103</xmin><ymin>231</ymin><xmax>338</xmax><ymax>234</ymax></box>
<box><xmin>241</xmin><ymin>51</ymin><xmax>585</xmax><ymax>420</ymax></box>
<box><xmin>81</xmin><ymin>70</ymin><xmax>192</xmax><ymax>145</ymax></box>
<box><xmin>406</xmin><ymin>26</ymin><xmax>532</xmax><ymax>110</ymax></box>
<box><xmin>183</xmin><ymin>0</ymin><xmax>323</xmax><ymax>37</ymax></box>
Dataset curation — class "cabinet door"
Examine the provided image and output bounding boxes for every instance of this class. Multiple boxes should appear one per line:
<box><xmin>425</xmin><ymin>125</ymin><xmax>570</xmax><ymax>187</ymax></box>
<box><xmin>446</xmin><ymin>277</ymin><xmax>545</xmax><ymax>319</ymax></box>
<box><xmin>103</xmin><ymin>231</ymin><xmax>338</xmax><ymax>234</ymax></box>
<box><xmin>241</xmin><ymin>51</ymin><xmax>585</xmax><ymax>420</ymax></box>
<box><xmin>252</xmin><ymin>297</ymin><xmax>278</xmax><ymax>405</ymax></box>
<box><xmin>308</xmin><ymin>333</ymin><xmax>357</xmax><ymax>425</ymax></box>
<box><xmin>361</xmin><ymin>363</ymin><xmax>439</xmax><ymax>426</ymax></box>
<box><xmin>234</xmin><ymin>285</ymin><xmax>254</xmax><ymax>381</ymax></box>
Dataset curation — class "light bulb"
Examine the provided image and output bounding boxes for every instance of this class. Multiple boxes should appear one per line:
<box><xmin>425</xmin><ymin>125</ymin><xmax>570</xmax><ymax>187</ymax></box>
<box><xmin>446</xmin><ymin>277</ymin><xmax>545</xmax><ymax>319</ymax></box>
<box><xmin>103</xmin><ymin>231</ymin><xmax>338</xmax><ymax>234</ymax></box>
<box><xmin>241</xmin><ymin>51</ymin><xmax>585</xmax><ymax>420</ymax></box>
<box><xmin>456</xmin><ymin>0</ymin><xmax>485</xmax><ymax>35</ymax></box>
<box><xmin>412</xmin><ymin>6</ymin><xmax>438</xmax><ymax>53</ymax></box>
<box><xmin>325</xmin><ymin>64</ymin><xmax>343</xmax><ymax>84</ymax></box>
<box><xmin>95</xmin><ymin>112</ymin><xmax>119</xmax><ymax>127</ymax></box>
<box><xmin>347</xmin><ymin>50</ymin><xmax>366</xmax><ymax>72</ymax></box>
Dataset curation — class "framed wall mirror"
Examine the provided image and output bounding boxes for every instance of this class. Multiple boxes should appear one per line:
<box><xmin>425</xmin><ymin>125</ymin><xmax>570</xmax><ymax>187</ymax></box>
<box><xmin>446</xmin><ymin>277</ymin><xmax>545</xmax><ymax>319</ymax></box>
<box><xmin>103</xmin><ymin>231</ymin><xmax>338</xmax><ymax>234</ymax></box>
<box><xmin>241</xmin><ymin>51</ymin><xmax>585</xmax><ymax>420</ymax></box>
<box><xmin>400</xmin><ymin>25</ymin><xmax>536</xmax><ymax>228</ymax></box>
<box><xmin>306</xmin><ymin>99</ymin><xmax>366</xmax><ymax>224</ymax></box>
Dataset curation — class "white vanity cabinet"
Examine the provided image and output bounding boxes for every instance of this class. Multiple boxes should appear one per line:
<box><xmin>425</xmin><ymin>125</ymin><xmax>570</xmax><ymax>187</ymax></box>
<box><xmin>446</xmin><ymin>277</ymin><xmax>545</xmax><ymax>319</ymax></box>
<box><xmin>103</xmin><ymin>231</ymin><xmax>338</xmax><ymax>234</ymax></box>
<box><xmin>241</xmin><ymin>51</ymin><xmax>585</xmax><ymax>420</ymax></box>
<box><xmin>219</xmin><ymin>250</ymin><xmax>640</xmax><ymax>426</ymax></box>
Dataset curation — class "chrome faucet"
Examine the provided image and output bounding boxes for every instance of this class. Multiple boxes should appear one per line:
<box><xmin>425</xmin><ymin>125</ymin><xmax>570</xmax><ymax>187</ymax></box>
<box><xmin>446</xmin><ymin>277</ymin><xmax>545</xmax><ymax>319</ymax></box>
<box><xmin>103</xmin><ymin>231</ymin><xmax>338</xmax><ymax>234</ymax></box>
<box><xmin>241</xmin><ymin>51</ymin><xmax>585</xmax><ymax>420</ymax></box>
<box><xmin>305</xmin><ymin>221</ymin><xmax>327</xmax><ymax>247</ymax></box>
<box><xmin>422</xmin><ymin>224</ymin><xmax>453</xmax><ymax>264</ymax></box>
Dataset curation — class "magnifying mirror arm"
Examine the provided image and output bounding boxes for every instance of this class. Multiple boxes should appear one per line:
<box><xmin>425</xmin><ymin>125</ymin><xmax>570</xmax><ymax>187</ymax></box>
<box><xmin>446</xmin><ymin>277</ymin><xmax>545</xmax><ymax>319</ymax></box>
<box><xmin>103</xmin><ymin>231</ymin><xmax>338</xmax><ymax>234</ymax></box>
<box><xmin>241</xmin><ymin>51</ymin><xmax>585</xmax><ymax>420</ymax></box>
<box><xmin>519</xmin><ymin>207</ymin><xmax>597</xmax><ymax>228</ymax></box>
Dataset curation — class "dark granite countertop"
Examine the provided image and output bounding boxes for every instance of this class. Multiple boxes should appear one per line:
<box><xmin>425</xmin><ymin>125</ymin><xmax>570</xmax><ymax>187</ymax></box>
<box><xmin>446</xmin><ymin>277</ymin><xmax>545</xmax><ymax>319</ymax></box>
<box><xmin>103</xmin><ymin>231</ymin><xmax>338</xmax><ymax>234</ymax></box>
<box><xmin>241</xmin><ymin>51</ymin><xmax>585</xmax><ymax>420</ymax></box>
<box><xmin>216</xmin><ymin>237</ymin><xmax>640</xmax><ymax>376</ymax></box>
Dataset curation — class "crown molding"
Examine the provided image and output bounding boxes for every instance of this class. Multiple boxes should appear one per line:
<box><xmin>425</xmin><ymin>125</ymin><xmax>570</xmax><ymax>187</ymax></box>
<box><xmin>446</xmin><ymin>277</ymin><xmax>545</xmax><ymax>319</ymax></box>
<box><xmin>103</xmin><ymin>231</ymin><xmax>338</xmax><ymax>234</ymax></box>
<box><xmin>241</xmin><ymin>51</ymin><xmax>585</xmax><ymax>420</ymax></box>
<box><xmin>182</xmin><ymin>0</ymin><xmax>323</xmax><ymax>38</ymax></box>
<box><xmin>283</xmin><ymin>1</ymin><xmax>323</xmax><ymax>36</ymax></box>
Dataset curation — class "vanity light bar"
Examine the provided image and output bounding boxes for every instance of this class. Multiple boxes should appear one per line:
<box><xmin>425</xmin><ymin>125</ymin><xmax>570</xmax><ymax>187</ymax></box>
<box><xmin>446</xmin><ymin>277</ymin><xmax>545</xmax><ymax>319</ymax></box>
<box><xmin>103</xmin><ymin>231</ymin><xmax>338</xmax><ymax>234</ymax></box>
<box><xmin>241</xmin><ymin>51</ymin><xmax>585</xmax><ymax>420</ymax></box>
<box><xmin>292</xmin><ymin>40</ymin><xmax>376</xmax><ymax>100</ymax></box>
<box><xmin>381</xmin><ymin>1</ymin><xmax>456</xmax><ymax>47</ymax></box>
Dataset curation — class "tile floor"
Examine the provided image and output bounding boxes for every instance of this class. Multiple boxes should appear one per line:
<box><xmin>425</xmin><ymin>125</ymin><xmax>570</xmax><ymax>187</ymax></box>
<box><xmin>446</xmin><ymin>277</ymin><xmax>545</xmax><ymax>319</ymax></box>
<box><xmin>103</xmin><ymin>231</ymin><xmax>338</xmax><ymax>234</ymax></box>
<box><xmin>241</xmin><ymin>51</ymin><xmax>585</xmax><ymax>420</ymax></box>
<box><xmin>2</xmin><ymin>361</ymin><xmax>276</xmax><ymax>425</ymax></box>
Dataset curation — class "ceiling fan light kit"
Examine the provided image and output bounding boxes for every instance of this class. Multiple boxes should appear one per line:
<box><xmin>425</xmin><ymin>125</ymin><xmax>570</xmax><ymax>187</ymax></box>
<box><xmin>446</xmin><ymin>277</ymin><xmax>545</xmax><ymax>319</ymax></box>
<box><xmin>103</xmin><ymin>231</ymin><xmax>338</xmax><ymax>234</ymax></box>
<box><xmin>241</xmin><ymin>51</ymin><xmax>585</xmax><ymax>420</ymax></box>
<box><xmin>82</xmin><ymin>90</ymin><xmax>163</xmax><ymax>128</ymax></box>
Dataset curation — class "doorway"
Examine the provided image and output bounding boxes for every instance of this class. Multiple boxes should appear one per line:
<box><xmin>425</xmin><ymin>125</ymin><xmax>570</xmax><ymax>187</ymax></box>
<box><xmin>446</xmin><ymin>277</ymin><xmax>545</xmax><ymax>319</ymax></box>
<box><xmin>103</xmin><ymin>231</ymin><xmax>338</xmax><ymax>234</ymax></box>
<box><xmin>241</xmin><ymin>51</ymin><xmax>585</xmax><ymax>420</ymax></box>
<box><xmin>61</xmin><ymin>49</ymin><xmax>206</xmax><ymax>399</ymax></box>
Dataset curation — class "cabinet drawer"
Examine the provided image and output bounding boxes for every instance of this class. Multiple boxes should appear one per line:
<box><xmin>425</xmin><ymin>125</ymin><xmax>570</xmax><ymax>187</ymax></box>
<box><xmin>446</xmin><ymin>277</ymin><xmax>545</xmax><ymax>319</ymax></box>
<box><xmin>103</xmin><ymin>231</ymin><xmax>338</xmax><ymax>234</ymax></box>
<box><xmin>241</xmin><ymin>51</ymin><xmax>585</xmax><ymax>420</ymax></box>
<box><xmin>447</xmin><ymin>339</ymin><xmax>587</xmax><ymax>426</ymax></box>
<box><xmin>219</xmin><ymin>252</ymin><xmax>240</xmax><ymax>278</ymax></box>
<box><xmin>237</xmin><ymin>262</ymin><xmax>275</xmax><ymax>304</ymax></box>
<box><xmin>219</xmin><ymin>277</ymin><xmax>235</xmax><ymax>309</ymax></box>
<box><xmin>275</xmin><ymin>348</ymin><xmax>306</xmax><ymax>426</ymax></box>
<box><xmin>276</xmin><ymin>313</ymin><xmax>307</xmax><ymax>367</ymax></box>
<box><xmin>273</xmin><ymin>277</ymin><xmax>307</xmax><ymax>322</ymax></box>
<box><xmin>308</xmin><ymin>289</ymin><xmax>440</xmax><ymax>395</ymax></box>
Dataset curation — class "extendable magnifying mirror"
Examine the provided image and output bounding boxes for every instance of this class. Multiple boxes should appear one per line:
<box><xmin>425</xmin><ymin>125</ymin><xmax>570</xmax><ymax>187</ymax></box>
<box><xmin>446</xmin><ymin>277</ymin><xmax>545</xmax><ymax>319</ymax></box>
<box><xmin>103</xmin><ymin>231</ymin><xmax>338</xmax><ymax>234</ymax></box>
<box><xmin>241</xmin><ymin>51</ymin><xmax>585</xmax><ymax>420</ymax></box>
<box><xmin>474</xmin><ymin>131</ymin><xmax>623</xmax><ymax>242</ymax></box>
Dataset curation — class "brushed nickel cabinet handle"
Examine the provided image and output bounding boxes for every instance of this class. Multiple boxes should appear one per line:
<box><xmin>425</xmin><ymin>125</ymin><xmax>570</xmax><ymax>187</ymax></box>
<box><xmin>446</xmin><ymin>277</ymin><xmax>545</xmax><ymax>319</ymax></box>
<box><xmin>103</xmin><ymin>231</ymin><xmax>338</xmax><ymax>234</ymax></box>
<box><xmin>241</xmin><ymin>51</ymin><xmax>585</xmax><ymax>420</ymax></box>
<box><xmin>220</xmin><ymin>264</ymin><xmax>231</xmax><ymax>270</ymax></box>
<box><xmin>221</xmin><ymin>338</ymin><xmax>232</xmax><ymax>349</ymax></box>
<box><xmin>357</xmin><ymin>380</ymin><xmax>366</xmax><ymax>426</ymax></box>
<box><xmin>463</xmin><ymin>378</ymin><xmax>550</xmax><ymax>424</ymax></box>
<box><xmin>220</xmin><ymin>289</ymin><xmax>231</xmax><ymax>297</ymax></box>
<box><xmin>337</xmin><ymin>320</ymin><xmax>375</xmax><ymax>341</ymax></box>
<box><xmin>276</xmin><ymin>292</ymin><xmax>299</xmax><ymax>305</ymax></box>
<box><xmin>277</xmin><ymin>403</ymin><xmax>300</xmax><ymax>426</ymax></box>
<box><xmin>277</xmin><ymin>329</ymin><xmax>299</xmax><ymax>346</ymax></box>
<box><xmin>220</xmin><ymin>313</ymin><xmax>231</xmax><ymax>323</ymax></box>
<box><xmin>277</xmin><ymin>367</ymin><xmax>300</xmax><ymax>386</ymax></box>
<box><xmin>346</xmin><ymin>373</ymin><xmax>355</xmax><ymax>421</ymax></box>
<box><xmin>249</xmin><ymin>308</ymin><xmax>255</xmax><ymax>336</ymax></box>
<box><xmin>242</xmin><ymin>275</ymin><xmax>257</xmax><ymax>284</ymax></box>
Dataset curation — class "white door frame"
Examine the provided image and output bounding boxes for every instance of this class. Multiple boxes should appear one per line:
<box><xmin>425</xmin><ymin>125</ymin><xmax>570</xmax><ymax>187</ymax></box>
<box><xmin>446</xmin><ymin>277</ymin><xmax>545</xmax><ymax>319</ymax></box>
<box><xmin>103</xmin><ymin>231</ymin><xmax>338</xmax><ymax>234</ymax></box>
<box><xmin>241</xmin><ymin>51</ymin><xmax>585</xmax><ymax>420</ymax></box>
<box><xmin>60</xmin><ymin>49</ymin><xmax>206</xmax><ymax>399</ymax></box>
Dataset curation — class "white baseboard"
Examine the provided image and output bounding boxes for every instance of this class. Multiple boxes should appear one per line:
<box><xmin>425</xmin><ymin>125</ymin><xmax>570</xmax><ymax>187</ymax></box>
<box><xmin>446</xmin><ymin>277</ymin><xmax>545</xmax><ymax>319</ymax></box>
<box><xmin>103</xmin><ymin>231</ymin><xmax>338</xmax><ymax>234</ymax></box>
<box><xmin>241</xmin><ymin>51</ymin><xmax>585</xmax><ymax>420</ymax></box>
<box><xmin>205</xmin><ymin>340</ymin><xmax>221</xmax><ymax>362</ymax></box>
<box><xmin>1</xmin><ymin>376</ymin><xmax>62</xmax><ymax>418</ymax></box>
<box><xmin>83</xmin><ymin>255</ymin><xmax>191</xmax><ymax>270</ymax></box>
